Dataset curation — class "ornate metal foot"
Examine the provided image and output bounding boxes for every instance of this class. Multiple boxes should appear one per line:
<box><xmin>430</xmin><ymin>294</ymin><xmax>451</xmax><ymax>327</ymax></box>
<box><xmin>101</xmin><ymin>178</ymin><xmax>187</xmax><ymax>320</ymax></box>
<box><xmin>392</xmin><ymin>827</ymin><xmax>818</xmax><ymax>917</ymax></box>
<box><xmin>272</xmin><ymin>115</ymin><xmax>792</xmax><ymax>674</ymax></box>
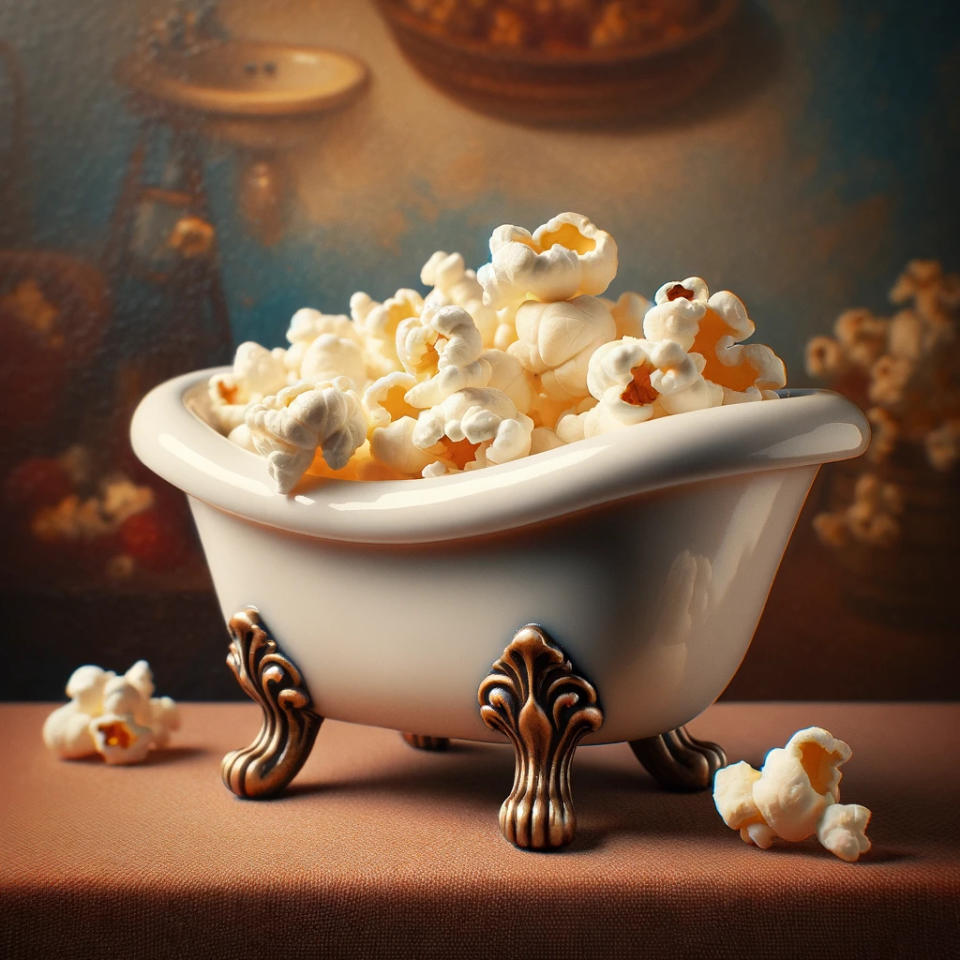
<box><xmin>402</xmin><ymin>733</ymin><xmax>450</xmax><ymax>750</ymax></box>
<box><xmin>478</xmin><ymin>624</ymin><xmax>603</xmax><ymax>850</ymax></box>
<box><xmin>629</xmin><ymin>726</ymin><xmax>726</xmax><ymax>792</ymax></box>
<box><xmin>221</xmin><ymin>607</ymin><xmax>323</xmax><ymax>799</ymax></box>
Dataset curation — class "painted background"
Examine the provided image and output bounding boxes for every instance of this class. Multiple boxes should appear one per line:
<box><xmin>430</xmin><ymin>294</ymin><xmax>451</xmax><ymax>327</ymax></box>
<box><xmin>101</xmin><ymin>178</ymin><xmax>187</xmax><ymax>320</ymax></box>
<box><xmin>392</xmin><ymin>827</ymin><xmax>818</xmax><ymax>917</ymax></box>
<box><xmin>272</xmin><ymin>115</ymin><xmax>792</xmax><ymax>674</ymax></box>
<box><xmin>1</xmin><ymin>0</ymin><xmax>957</xmax><ymax>701</ymax></box>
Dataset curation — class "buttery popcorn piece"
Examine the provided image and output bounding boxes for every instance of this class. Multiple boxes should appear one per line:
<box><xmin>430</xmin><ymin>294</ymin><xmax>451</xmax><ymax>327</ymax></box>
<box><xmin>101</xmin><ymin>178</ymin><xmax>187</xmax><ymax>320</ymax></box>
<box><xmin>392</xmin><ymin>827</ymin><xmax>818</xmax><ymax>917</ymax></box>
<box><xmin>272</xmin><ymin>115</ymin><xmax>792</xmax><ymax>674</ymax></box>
<box><xmin>413</xmin><ymin>386</ymin><xmax>533</xmax><ymax>474</ymax></box>
<box><xmin>402</xmin><ymin>305</ymin><xmax>492</xmax><ymax>409</ymax></box>
<box><xmin>287</xmin><ymin>308</ymin><xmax>367</xmax><ymax>389</ymax></box>
<box><xmin>477</xmin><ymin>211</ymin><xmax>618</xmax><ymax>311</ymax></box>
<box><xmin>43</xmin><ymin>661</ymin><xmax>179</xmax><ymax>764</ymax></box>
<box><xmin>351</xmin><ymin>287</ymin><xmax>423</xmax><ymax>379</ymax></box>
<box><xmin>713</xmin><ymin>726</ymin><xmax>872</xmax><ymax>862</ymax></box>
<box><xmin>645</xmin><ymin>279</ymin><xmax>786</xmax><ymax>402</ymax></box>
<box><xmin>509</xmin><ymin>295</ymin><xmax>617</xmax><ymax>401</ymax></box>
<box><xmin>246</xmin><ymin>379</ymin><xmax>368</xmax><ymax>493</ymax></box>
<box><xmin>209</xmin><ymin>341</ymin><xmax>290</xmax><ymax>434</ymax></box>
<box><xmin>421</xmin><ymin>250</ymin><xmax>498</xmax><ymax>347</ymax></box>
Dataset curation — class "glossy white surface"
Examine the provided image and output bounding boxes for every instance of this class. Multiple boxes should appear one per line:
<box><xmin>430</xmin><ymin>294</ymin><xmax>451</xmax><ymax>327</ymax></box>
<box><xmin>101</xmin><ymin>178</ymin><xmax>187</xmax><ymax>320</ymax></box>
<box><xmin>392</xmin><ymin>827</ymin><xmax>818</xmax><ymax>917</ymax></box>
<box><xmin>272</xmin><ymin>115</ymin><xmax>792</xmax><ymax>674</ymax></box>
<box><xmin>132</xmin><ymin>369</ymin><xmax>869</xmax><ymax>544</ymax></box>
<box><xmin>131</xmin><ymin>368</ymin><xmax>869</xmax><ymax>743</ymax></box>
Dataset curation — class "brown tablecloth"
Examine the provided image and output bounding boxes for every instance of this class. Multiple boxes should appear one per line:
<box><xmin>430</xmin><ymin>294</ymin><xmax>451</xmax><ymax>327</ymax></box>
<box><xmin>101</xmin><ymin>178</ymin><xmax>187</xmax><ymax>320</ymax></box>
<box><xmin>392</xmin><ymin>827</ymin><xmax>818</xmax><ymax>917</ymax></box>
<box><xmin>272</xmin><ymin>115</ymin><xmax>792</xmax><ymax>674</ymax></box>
<box><xmin>2</xmin><ymin>702</ymin><xmax>958</xmax><ymax>959</ymax></box>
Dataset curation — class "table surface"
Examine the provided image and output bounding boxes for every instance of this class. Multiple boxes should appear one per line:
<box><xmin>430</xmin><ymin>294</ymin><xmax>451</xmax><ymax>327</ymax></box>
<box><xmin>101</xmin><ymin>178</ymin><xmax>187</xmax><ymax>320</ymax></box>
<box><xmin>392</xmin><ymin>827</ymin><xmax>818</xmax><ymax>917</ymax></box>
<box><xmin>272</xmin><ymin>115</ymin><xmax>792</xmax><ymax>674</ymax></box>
<box><xmin>2</xmin><ymin>702</ymin><xmax>959</xmax><ymax>959</ymax></box>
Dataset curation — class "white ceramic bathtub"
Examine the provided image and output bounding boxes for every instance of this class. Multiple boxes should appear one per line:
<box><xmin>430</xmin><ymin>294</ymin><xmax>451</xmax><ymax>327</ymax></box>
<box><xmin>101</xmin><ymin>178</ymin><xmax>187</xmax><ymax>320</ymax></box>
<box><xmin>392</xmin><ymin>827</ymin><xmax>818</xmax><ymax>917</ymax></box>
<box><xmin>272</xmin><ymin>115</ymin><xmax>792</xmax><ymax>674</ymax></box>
<box><xmin>131</xmin><ymin>369</ymin><xmax>869</xmax><ymax>745</ymax></box>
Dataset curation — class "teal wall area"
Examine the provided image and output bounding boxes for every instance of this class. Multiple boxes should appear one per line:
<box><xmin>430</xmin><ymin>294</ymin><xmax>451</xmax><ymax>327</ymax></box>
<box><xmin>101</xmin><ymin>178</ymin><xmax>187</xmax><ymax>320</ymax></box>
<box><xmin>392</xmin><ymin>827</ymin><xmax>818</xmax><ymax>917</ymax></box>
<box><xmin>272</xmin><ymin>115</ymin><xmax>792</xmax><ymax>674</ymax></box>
<box><xmin>1</xmin><ymin>1</ymin><xmax>957</xmax><ymax>378</ymax></box>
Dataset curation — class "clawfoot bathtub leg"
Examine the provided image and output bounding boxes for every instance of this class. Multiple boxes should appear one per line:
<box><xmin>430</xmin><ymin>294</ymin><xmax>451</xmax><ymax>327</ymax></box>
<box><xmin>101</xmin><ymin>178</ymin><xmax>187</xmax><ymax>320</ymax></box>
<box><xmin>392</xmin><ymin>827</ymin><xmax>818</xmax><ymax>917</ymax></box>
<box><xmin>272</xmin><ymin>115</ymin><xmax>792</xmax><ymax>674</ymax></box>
<box><xmin>401</xmin><ymin>733</ymin><xmax>450</xmax><ymax>750</ymax></box>
<box><xmin>221</xmin><ymin>607</ymin><xmax>323</xmax><ymax>799</ymax></box>
<box><xmin>629</xmin><ymin>726</ymin><xmax>726</xmax><ymax>792</ymax></box>
<box><xmin>478</xmin><ymin>624</ymin><xmax>603</xmax><ymax>850</ymax></box>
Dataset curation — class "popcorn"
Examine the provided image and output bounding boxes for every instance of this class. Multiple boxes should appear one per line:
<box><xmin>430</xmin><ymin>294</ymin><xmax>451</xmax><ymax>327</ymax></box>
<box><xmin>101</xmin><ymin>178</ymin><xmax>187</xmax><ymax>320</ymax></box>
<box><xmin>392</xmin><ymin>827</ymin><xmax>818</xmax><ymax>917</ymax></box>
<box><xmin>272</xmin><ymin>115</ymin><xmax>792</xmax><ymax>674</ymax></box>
<box><xmin>868</xmin><ymin>353</ymin><xmax>915</xmax><ymax>408</ymax></box>
<box><xmin>402</xmin><ymin>305</ymin><xmax>492</xmax><ymax>409</ymax></box>
<box><xmin>713</xmin><ymin>727</ymin><xmax>872</xmax><ymax>862</ymax></box>
<box><xmin>808</xmin><ymin>259</ymin><xmax>960</xmax><ymax>468</ymax></box>
<box><xmin>559</xmin><ymin>336</ymin><xmax>723</xmax><ymax>440</ymax></box>
<box><xmin>369</xmin><ymin>416</ymin><xmax>436</xmax><ymax>476</ymax></box>
<box><xmin>814</xmin><ymin>472</ymin><xmax>902</xmax><ymax>549</ymax></box>
<box><xmin>287</xmin><ymin>308</ymin><xmax>367</xmax><ymax>388</ymax></box>
<box><xmin>925</xmin><ymin>419</ymin><xmax>960</xmax><ymax>472</ymax></box>
<box><xmin>412</xmin><ymin>386</ymin><xmax>533</xmax><ymax>474</ymax></box>
<box><xmin>866</xmin><ymin>406</ymin><xmax>899</xmax><ymax>463</ymax></box>
<box><xmin>421</xmin><ymin>250</ymin><xmax>498</xmax><ymax>346</ymax></box>
<box><xmin>509</xmin><ymin>295</ymin><xmax>617</xmax><ymax>400</ymax></box>
<box><xmin>608</xmin><ymin>290</ymin><xmax>650</xmax><ymax>339</ymax></box>
<box><xmin>42</xmin><ymin>661</ymin><xmax>180</xmax><ymax>765</ymax></box>
<box><xmin>645</xmin><ymin>279</ymin><xmax>786</xmax><ymax>402</ymax></box>
<box><xmin>245</xmin><ymin>379</ymin><xmax>368</xmax><ymax>493</ymax></box>
<box><xmin>351</xmin><ymin>287</ymin><xmax>423</xmax><ymax>378</ymax></box>
<box><xmin>363</xmin><ymin>371</ymin><xmax>419</xmax><ymax>429</ymax></box>
<box><xmin>206</xmin><ymin>213</ymin><xmax>786</xmax><ymax>492</ymax></box>
<box><xmin>483</xmin><ymin>347</ymin><xmax>536</xmax><ymax>413</ymax></box>
<box><xmin>477</xmin><ymin>211</ymin><xmax>618</xmax><ymax>311</ymax></box>
<box><xmin>209</xmin><ymin>341</ymin><xmax>291</xmax><ymax>434</ymax></box>
<box><xmin>805</xmin><ymin>335</ymin><xmax>848</xmax><ymax>381</ymax></box>
<box><xmin>834</xmin><ymin>308</ymin><xmax>888</xmax><ymax>369</ymax></box>
<box><xmin>31</xmin><ymin>474</ymin><xmax>156</xmax><ymax>544</ymax></box>
<box><xmin>890</xmin><ymin>259</ymin><xmax>960</xmax><ymax>325</ymax></box>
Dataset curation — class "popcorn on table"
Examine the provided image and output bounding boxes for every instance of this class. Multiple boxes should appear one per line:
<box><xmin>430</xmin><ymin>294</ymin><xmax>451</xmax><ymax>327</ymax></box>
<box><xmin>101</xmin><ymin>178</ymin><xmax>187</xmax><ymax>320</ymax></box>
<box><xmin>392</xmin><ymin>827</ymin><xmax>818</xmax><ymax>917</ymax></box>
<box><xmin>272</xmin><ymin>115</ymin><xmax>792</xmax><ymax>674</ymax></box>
<box><xmin>208</xmin><ymin>212</ymin><xmax>787</xmax><ymax>494</ymax></box>
<box><xmin>43</xmin><ymin>661</ymin><xmax>179</xmax><ymax>765</ymax></box>
<box><xmin>713</xmin><ymin>727</ymin><xmax>872</xmax><ymax>862</ymax></box>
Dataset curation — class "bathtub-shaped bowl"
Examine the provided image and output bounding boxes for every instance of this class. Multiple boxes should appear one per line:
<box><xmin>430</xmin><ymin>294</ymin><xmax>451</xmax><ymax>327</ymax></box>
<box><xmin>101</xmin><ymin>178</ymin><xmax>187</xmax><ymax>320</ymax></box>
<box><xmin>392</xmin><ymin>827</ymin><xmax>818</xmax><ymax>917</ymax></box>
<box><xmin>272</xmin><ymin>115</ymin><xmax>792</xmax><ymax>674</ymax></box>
<box><xmin>132</xmin><ymin>369</ymin><xmax>869</xmax><ymax>747</ymax></box>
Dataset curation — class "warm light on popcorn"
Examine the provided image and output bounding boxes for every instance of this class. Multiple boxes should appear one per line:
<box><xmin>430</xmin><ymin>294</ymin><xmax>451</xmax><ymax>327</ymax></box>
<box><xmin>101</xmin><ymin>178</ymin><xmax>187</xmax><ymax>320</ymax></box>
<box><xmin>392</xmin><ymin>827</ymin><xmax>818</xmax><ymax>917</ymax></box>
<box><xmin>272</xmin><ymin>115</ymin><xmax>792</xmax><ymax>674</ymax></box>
<box><xmin>42</xmin><ymin>661</ymin><xmax>179</xmax><ymax>765</ymax></box>
<box><xmin>713</xmin><ymin>727</ymin><xmax>872</xmax><ymax>862</ymax></box>
<box><xmin>209</xmin><ymin>213</ymin><xmax>787</xmax><ymax>494</ymax></box>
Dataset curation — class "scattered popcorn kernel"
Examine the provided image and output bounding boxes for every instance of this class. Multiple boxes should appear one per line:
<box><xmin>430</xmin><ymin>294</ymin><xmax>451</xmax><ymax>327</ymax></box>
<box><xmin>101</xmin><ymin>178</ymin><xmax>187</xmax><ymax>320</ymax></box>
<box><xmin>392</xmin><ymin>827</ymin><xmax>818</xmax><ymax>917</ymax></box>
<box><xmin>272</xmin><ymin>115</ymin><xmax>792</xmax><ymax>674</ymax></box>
<box><xmin>816</xmin><ymin>802</ymin><xmax>873</xmax><ymax>863</ymax></box>
<box><xmin>43</xmin><ymin>661</ymin><xmax>179</xmax><ymax>764</ymax></box>
<box><xmin>713</xmin><ymin>727</ymin><xmax>871</xmax><ymax>861</ymax></box>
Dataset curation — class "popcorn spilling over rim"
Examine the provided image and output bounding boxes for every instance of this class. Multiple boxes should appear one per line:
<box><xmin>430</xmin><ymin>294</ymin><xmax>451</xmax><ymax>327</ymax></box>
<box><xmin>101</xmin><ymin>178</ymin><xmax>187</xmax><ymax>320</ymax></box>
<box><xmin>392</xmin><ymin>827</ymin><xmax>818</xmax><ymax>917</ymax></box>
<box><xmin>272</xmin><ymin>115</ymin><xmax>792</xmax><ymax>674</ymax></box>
<box><xmin>209</xmin><ymin>212</ymin><xmax>787</xmax><ymax>494</ymax></box>
<box><xmin>713</xmin><ymin>727</ymin><xmax>872</xmax><ymax>862</ymax></box>
<box><xmin>43</xmin><ymin>661</ymin><xmax>179</xmax><ymax>765</ymax></box>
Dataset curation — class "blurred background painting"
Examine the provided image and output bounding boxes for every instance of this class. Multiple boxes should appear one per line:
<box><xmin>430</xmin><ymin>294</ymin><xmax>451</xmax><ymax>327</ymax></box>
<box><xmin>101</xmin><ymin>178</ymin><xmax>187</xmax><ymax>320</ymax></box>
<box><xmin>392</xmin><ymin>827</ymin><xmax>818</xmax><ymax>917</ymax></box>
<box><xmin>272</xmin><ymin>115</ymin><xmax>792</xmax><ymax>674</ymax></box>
<box><xmin>1</xmin><ymin>0</ymin><xmax>957</xmax><ymax>701</ymax></box>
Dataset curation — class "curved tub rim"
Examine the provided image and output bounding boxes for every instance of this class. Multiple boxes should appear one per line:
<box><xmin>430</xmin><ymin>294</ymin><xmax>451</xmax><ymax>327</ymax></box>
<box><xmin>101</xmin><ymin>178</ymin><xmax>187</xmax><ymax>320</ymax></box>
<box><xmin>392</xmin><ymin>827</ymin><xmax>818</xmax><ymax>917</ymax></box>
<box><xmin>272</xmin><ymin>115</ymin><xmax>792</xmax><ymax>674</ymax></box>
<box><xmin>130</xmin><ymin>367</ymin><xmax>869</xmax><ymax>544</ymax></box>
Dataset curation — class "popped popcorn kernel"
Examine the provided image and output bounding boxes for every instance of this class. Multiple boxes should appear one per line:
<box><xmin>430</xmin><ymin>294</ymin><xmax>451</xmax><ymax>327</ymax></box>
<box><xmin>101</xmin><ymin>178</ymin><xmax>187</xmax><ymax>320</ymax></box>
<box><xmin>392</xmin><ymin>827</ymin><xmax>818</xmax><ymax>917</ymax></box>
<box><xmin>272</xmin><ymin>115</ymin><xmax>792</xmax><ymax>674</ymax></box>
<box><xmin>43</xmin><ymin>661</ymin><xmax>179</xmax><ymax>764</ymax></box>
<box><xmin>713</xmin><ymin>727</ymin><xmax>872</xmax><ymax>862</ymax></box>
<box><xmin>477</xmin><ymin>212</ymin><xmax>618</xmax><ymax>311</ymax></box>
<box><xmin>246</xmin><ymin>379</ymin><xmax>368</xmax><ymax>493</ymax></box>
<box><xmin>207</xmin><ymin>213</ymin><xmax>787</xmax><ymax>492</ymax></box>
